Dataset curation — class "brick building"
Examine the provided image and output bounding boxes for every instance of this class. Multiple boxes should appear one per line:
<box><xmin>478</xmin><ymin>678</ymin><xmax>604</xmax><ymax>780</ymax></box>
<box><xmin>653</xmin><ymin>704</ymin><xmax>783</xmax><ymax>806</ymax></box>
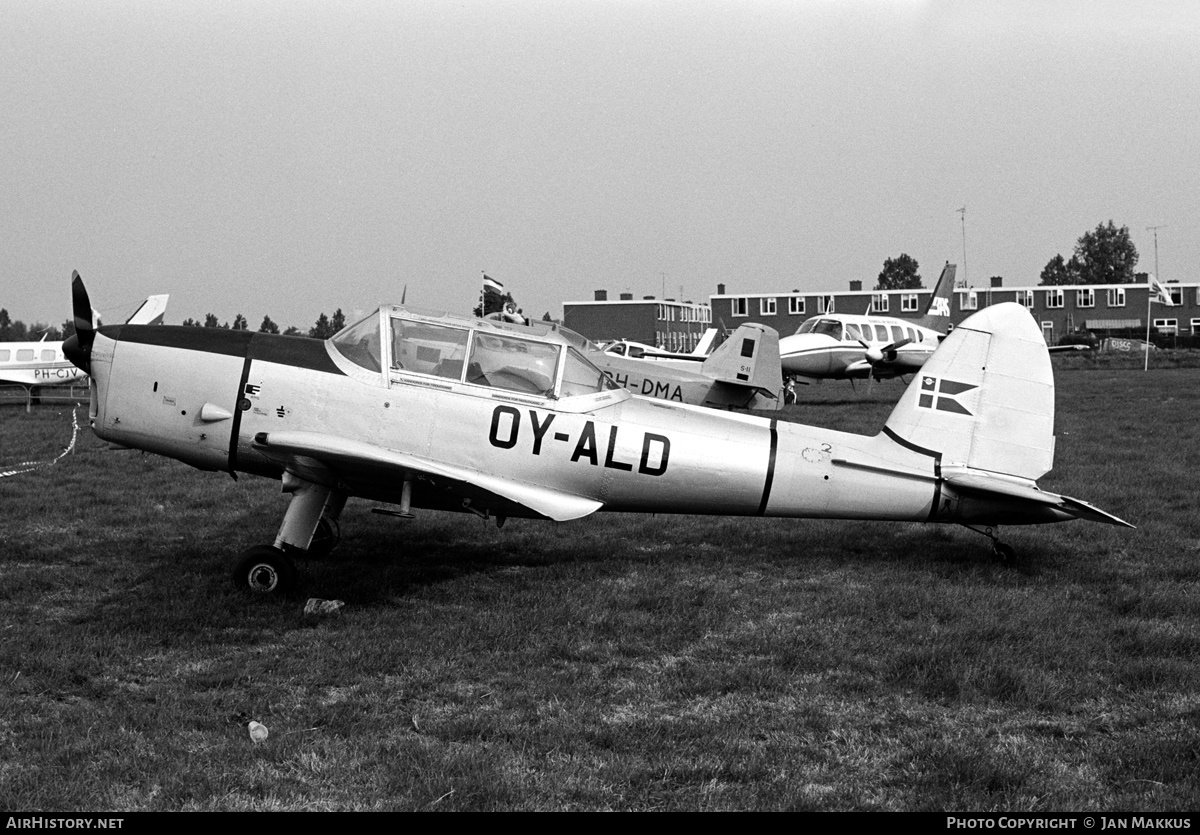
<box><xmin>562</xmin><ymin>291</ymin><xmax>712</xmax><ymax>351</ymax></box>
<box><xmin>706</xmin><ymin>276</ymin><xmax>1200</xmax><ymax>346</ymax></box>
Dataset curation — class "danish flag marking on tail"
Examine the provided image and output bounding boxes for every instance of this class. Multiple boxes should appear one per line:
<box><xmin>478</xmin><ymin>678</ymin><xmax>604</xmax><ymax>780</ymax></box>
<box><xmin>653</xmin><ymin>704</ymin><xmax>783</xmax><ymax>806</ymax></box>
<box><xmin>917</xmin><ymin>376</ymin><xmax>977</xmax><ymax>416</ymax></box>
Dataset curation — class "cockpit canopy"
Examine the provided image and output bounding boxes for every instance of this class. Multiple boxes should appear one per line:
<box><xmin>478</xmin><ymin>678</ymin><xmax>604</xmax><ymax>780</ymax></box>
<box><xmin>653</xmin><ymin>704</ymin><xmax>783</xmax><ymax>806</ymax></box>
<box><xmin>796</xmin><ymin>318</ymin><xmax>843</xmax><ymax>340</ymax></box>
<box><xmin>331</xmin><ymin>309</ymin><xmax>619</xmax><ymax>399</ymax></box>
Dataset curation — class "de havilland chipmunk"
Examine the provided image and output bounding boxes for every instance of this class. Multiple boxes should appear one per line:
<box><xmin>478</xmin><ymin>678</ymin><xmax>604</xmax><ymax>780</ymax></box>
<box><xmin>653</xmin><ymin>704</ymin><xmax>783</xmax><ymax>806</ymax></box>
<box><xmin>63</xmin><ymin>271</ymin><xmax>1131</xmax><ymax>595</ymax></box>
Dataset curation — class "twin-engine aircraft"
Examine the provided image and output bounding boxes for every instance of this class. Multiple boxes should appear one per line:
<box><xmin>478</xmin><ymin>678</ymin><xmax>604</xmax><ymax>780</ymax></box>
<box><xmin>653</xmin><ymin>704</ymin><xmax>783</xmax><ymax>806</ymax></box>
<box><xmin>780</xmin><ymin>263</ymin><xmax>957</xmax><ymax>384</ymax></box>
<box><xmin>63</xmin><ymin>272</ymin><xmax>1130</xmax><ymax>596</ymax></box>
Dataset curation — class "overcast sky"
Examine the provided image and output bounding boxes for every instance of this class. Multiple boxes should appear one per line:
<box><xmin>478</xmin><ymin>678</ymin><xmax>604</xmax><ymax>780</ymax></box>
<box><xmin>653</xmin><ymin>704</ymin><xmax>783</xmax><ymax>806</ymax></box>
<box><xmin>4</xmin><ymin>0</ymin><xmax>1198</xmax><ymax>330</ymax></box>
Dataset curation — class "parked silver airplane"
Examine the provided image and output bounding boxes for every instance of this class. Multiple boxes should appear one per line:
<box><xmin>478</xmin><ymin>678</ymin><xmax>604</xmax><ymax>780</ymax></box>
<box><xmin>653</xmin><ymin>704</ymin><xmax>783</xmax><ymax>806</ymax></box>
<box><xmin>63</xmin><ymin>272</ymin><xmax>1130</xmax><ymax>595</ymax></box>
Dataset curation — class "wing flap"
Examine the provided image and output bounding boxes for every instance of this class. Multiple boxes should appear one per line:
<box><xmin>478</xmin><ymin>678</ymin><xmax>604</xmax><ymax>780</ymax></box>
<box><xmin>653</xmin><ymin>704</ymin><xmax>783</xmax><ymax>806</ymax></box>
<box><xmin>253</xmin><ymin>431</ymin><xmax>602</xmax><ymax>522</ymax></box>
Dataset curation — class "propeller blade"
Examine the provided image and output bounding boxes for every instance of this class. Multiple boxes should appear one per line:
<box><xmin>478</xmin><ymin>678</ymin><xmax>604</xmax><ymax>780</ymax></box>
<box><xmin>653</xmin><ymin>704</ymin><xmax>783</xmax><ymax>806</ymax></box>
<box><xmin>63</xmin><ymin>271</ymin><xmax>95</xmax><ymax>373</ymax></box>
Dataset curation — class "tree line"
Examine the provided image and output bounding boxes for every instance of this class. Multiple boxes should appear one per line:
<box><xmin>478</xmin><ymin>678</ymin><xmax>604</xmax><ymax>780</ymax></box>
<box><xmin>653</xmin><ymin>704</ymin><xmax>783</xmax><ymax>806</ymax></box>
<box><xmin>178</xmin><ymin>309</ymin><xmax>347</xmax><ymax>339</ymax></box>
<box><xmin>871</xmin><ymin>219</ymin><xmax>1143</xmax><ymax>292</ymax></box>
<box><xmin>0</xmin><ymin>309</ymin><xmax>350</xmax><ymax>343</ymax></box>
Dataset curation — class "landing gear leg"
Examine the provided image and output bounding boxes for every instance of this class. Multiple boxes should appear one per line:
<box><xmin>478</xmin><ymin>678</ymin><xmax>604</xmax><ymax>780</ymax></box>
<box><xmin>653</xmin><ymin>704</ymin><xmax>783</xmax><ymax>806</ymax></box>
<box><xmin>231</xmin><ymin>474</ymin><xmax>334</xmax><ymax>595</ymax></box>
<box><xmin>309</xmin><ymin>491</ymin><xmax>347</xmax><ymax>559</ymax></box>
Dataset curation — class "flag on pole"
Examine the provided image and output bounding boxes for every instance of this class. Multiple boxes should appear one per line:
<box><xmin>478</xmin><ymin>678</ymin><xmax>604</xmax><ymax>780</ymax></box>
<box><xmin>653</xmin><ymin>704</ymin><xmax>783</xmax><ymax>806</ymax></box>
<box><xmin>483</xmin><ymin>275</ymin><xmax>504</xmax><ymax>295</ymax></box>
<box><xmin>1149</xmin><ymin>274</ymin><xmax>1175</xmax><ymax>306</ymax></box>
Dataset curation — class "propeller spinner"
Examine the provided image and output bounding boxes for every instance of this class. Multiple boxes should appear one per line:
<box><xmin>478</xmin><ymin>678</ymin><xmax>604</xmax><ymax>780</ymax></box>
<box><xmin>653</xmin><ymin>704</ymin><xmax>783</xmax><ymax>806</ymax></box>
<box><xmin>63</xmin><ymin>271</ymin><xmax>95</xmax><ymax>373</ymax></box>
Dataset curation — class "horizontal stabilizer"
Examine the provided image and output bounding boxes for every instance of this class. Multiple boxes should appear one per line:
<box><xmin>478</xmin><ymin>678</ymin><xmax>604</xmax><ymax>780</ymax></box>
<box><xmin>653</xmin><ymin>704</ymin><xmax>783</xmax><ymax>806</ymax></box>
<box><xmin>254</xmin><ymin>430</ymin><xmax>603</xmax><ymax>521</ymax></box>
<box><xmin>945</xmin><ymin>471</ymin><xmax>1134</xmax><ymax>528</ymax></box>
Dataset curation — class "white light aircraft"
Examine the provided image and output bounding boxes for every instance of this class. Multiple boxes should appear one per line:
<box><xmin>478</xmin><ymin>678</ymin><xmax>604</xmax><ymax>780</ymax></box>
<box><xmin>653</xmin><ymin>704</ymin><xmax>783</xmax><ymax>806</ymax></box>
<box><xmin>1</xmin><ymin>294</ymin><xmax>169</xmax><ymax>390</ymax></box>
<box><xmin>599</xmin><ymin>328</ymin><xmax>719</xmax><ymax>363</ymax></box>
<box><xmin>780</xmin><ymin>263</ymin><xmax>957</xmax><ymax>384</ymax></box>
<box><xmin>550</xmin><ymin>322</ymin><xmax>782</xmax><ymax>410</ymax></box>
<box><xmin>63</xmin><ymin>272</ymin><xmax>1130</xmax><ymax>596</ymax></box>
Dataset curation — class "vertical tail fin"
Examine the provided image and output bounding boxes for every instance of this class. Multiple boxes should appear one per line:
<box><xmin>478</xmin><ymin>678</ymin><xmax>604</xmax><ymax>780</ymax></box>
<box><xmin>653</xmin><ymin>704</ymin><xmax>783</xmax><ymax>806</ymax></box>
<box><xmin>883</xmin><ymin>302</ymin><xmax>1054</xmax><ymax>481</ymax></box>
<box><xmin>917</xmin><ymin>262</ymin><xmax>956</xmax><ymax>330</ymax></box>
<box><xmin>701</xmin><ymin>323</ymin><xmax>782</xmax><ymax>396</ymax></box>
<box><xmin>125</xmin><ymin>294</ymin><xmax>170</xmax><ymax>325</ymax></box>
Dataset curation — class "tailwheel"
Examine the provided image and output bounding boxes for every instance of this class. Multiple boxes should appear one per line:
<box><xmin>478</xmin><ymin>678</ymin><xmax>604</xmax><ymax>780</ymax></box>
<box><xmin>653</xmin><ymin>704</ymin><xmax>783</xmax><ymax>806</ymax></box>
<box><xmin>962</xmin><ymin>525</ymin><xmax>1017</xmax><ymax>563</ymax></box>
<box><xmin>233</xmin><ymin>545</ymin><xmax>297</xmax><ymax>595</ymax></box>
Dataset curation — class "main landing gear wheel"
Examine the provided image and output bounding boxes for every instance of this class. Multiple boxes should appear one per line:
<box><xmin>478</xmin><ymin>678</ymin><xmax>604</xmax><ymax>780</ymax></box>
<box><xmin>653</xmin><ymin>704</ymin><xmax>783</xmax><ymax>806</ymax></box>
<box><xmin>233</xmin><ymin>545</ymin><xmax>297</xmax><ymax>595</ymax></box>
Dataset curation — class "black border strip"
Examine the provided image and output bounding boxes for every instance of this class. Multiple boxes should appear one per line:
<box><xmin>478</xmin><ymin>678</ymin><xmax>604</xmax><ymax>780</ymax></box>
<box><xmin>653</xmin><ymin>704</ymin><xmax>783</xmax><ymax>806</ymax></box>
<box><xmin>882</xmin><ymin>426</ymin><xmax>944</xmax><ymax>521</ymax></box>
<box><xmin>756</xmin><ymin>419</ymin><xmax>779</xmax><ymax>516</ymax></box>
<box><xmin>227</xmin><ymin>356</ymin><xmax>253</xmax><ymax>476</ymax></box>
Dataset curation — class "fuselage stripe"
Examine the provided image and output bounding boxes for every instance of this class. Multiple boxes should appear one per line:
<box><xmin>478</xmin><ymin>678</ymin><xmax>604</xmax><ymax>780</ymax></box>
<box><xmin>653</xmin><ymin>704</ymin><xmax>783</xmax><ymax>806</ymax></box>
<box><xmin>882</xmin><ymin>425</ymin><xmax>943</xmax><ymax>521</ymax></box>
<box><xmin>757</xmin><ymin>419</ymin><xmax>779</xmax><ymax>515</ymax></box>
<box><xmin>228</xmin><ymin>357</ymin><xmax>253</xmax><ymax>475</ymax></box>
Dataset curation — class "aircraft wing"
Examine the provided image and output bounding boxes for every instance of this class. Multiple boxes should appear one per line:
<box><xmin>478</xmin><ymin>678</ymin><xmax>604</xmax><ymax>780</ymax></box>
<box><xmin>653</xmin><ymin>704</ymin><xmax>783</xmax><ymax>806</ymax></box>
<box><xmin>251</xmin><ymin>430</ymin><xmax>603</xmax><ymax>522</ymax></box>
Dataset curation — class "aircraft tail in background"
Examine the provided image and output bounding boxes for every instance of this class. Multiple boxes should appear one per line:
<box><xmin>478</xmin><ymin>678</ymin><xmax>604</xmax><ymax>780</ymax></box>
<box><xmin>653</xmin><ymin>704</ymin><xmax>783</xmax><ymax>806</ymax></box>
<box><xmin>700</xmin><ymin>322</ymin><xmax>781</xmax><ymax>398</ymax></box>
<box><xmin>915</xmin><ymin>262</ymin><xmax>956</xmax><ymax>331</ymax></box>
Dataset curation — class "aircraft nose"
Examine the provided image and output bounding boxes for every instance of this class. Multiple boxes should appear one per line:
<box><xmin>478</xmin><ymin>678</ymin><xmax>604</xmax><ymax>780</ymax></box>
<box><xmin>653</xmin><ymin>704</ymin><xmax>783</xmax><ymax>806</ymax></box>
<box><xmin>779</xmin><ymin>334</ymin><xmax>832</xmax><ymax>376</ymax></box>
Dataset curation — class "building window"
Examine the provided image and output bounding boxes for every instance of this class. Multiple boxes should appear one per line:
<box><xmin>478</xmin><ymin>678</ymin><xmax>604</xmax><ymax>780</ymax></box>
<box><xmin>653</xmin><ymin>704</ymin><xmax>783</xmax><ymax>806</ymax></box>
<box><xmin>816</xmin><ymin>295</ymin><xmax>835</xmax><ymax>314</ymax></box>
<box><xmin>959</xmin><ymin>290</ymin><xmax>978</xmax><ymax>311</ymax></box>
<box><xmin>1191</xmin><ymin>318</ymin><xmax>1200</xmax><ymax>334</ymax></box>
<box><xmin>1106</xmin><ymin>288</ymin><xmax>1125</xmax><ymax>307</ymax></box>
<box><xmin>1076</xmin><ymin>288</ymin><xmax>1095</xmax><ymax>308</ymax></box>
<box><xmin>900</xmin><ymin>294</ymin><xmax>918</xmax><ymax>312</ymax></box>
<box><xmin>788</xmin><ymin>296</ymin><xmax>805</xmax><ymax>315</ymax></box>
<box><xmin>760</xmin><ymin>297</ymin><xmax>777</xmax><ymax>316</ymax></box>
<box><xmin>732</xmin><ymin>298</ymin><xmax>748</xmax><ymax>317</ymax></box>
<box><xmin>1045</xmin><ymin>289</ymin><xmax>1064</xmax><ymax>309</ymax></box>
<box><xmin>1041</xmin><ymin>321</ymin><xmax>1054</xmax><ymax>343</ymax></box>
<box><xmin>1169</xmin><ymin>286</ymin><xmax>1183</xmax><ymax>306</ymax></box>
<box><xmin>872</xmin><ymin>294</ymin><xmax>889</xmax><ymax>313</ymax></box>
<box><xmin>1153</xmin><ymin>319</ymin><xmax>1178</xmax><ymax>335</ymax></box>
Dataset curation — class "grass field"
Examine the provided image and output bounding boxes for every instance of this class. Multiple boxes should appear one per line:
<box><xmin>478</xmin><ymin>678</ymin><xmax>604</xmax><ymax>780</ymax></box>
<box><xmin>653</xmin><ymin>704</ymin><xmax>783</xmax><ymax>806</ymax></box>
<box><xmin>1</xmin><ymin>363</ymin><xmax>1197</xmax><ymax>811</ymax></box>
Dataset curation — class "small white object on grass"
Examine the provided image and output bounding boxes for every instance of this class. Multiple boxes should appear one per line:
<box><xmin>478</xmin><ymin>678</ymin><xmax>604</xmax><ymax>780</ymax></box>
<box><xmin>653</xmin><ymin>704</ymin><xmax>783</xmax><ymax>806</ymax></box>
<box><xmin>248</xmin><ymin>720</ymin><xmax>268</xmax><ymax>743</ymax></box>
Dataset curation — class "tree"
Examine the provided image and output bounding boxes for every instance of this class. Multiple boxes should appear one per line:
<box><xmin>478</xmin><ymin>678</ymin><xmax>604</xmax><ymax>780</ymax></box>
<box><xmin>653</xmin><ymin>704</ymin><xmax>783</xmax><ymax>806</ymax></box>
<box><xmin>231</xmin><ymin>313</ymin><xmax>249</xmax><ymax>331</ymax></box>
<box><xmin>203</xmin><ymin>313</ymin><xmax>223</xmax><ymax>328</ymax></box>
<box><xmin>1073</xmin><ymin>220</ymin><xmax>1138</xmax><ymax>284</ymax></box>
<box><xmin>875</xmin><ymin>254</ymin><xmax>923</xmax><ymax>290</ymax></box>
<box><xmin>258</xmin><ymin>315</ymin><xmax>280</xmax><ymax>334</ymax></box>
<box><xmin>542</xmin><ymin>311</ymin><xmax>553</xmax><ymax>322</ymax></box>
<box><xmin>1040</xmin><ymin>220</ymin><xmax>1139</xmax><ymax>285</ymax></box>
<box><xmin>283</xmin><ymin>325</ymin><xmax>303</xmax><ymax>336</ymax></box>
<box><xmin>331</xmin><ymin>309</ymin><xmax>346</xmax><ymax>333</ymax></box>
<box><xmin>309</xmin><ymin>313</ymin><xmax>335</xmax><ymax>339</ymax></box>
<box><xmin>181</xmin><ymin>317</ymin><xmax>200</xmax><ymax>327</ymax></box>
<box><xmin>0</xmin><ymin>309</ymin><xmax>11</xmax><ymax>340</ymax></box>
<box><xmin>1039</xmin><ymin>254</ymin><xmax>1080</xmax><ymax>286</ymax></box>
